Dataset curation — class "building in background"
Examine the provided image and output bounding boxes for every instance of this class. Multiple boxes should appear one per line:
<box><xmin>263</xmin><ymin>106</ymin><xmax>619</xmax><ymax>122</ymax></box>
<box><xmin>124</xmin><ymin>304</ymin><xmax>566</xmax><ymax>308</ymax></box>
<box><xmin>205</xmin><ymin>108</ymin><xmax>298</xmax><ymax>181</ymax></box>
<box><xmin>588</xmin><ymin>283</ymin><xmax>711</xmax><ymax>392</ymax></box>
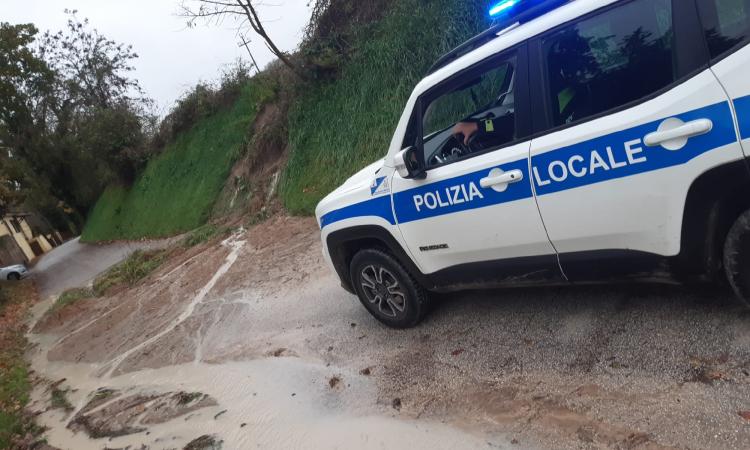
<box><xmin>0</xmin><ymin>212</ymin><xmax>64</xmax><ymax>266</ymax></box>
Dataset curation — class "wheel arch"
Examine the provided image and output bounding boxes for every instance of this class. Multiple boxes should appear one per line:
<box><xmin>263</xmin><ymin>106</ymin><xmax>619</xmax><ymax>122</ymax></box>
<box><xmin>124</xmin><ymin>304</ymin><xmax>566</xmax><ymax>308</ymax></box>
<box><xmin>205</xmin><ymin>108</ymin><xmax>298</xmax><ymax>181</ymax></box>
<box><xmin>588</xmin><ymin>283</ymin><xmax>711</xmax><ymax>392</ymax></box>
<box><xmin>325</xmin><ymin>225</ymin><xmax>430</xmax><ymax>293</ymax></box>
<box><xmin>674</xmin><ymin>159</ymin><xmax>750</xmax><ymax>279</ymax></box>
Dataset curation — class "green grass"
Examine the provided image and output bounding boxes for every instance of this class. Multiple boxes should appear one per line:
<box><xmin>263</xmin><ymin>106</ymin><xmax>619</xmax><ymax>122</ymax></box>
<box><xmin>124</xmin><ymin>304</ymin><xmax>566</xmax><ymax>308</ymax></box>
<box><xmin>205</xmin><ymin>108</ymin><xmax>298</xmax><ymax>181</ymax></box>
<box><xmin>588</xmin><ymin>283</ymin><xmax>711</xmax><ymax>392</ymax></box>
<box><xmin>82</xmin><ymin>82</ymin><xmax>273</xmax><ymax>241</ymax></box>
<box><xmin>51</xmin><ymin>287</ymin><xmax>95</xmax><ymax>312</ymax></box>
<box><xmin>281</xmin><ymin>0</ymin><xmax>491</xmax><ymax>214</ymax></box>
<box><xmin>92</xmin><ymin>249</ymin><xmax>168</xmax><ymax>296</ymax></box>
<box><xmin>181</xmin><ymin>224</ymin><xmax>230</xmax><ymax>247</ymax></box>
<box><xmin>0</xmin><ymin>281</ymin><xmax>41</xmax><ymax>448</ymax></box>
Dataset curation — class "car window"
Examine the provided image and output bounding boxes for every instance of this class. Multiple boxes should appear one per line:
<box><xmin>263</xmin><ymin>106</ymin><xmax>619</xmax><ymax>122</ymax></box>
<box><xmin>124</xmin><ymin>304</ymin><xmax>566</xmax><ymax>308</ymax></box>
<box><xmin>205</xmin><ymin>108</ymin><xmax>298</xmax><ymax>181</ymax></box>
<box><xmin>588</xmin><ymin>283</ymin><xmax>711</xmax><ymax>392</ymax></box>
<box><xmin>542</xmin><ymin>0</ymin><xmax>675</xmax><ymax>127</ymax></box>
<box><xmin>697</xmin><ymin>0</ymin><xmax>750</xmax><ymax>59</ymax></box>
<box><xmin>421</xmin><ymin>56</ymin><xmax>517</xmax><ymax>167</ymax></box>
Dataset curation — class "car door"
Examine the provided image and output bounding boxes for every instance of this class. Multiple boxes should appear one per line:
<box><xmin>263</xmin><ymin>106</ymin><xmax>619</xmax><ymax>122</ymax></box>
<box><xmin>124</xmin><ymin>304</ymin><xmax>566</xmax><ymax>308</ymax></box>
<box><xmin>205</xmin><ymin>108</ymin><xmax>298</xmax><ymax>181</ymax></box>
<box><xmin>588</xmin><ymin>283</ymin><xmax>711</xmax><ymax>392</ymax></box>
<box><xmin>390</xmin><ymin>45</ymin><xmax>560</xmax><ymax>285</ymax></box>
<box><xmin>527</xmin><ymin>0</ymin><xmax>746</xmax><ymax>280</ymax></box>
<box><xmin>696</xmin><ymin>0</ymin><xmax>750</xmax><ymax>160</ymax></box>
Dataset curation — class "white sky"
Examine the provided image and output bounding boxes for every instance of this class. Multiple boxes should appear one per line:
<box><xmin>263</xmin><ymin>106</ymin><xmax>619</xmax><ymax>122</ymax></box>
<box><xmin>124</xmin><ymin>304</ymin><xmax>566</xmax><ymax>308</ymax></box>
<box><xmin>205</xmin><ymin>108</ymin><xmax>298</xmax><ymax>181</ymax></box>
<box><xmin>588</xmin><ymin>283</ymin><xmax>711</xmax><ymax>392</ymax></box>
<box><xmin>1</xmin><ymin>0</ymin><xmax>313</xmax><ymax>113</ymax></box>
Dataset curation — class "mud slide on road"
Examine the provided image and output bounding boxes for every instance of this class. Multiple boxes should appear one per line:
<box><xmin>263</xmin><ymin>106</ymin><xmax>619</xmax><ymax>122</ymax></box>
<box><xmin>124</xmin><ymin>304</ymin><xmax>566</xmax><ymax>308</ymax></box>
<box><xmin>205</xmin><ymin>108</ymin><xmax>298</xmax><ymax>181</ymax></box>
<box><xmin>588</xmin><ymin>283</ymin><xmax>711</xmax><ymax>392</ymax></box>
<box><xmin>26</xmin><ymin>217</ymin><xmax>498</xmax><ymax>450</ymax></box>
<box><xmin>27</xmin><ymin>216</ymin><xmax>750</xmax><ymax>450</ymax></box>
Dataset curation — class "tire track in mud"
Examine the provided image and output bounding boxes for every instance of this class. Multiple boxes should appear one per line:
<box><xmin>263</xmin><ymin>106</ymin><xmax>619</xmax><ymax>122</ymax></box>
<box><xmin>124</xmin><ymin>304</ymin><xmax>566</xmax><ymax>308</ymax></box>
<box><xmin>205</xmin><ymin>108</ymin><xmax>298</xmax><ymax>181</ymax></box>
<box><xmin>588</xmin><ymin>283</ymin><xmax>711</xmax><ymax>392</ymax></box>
<box><xmin>98</xmin><ymin>231</ymin><xmax>246</xmax><ymax>378</ymax></box>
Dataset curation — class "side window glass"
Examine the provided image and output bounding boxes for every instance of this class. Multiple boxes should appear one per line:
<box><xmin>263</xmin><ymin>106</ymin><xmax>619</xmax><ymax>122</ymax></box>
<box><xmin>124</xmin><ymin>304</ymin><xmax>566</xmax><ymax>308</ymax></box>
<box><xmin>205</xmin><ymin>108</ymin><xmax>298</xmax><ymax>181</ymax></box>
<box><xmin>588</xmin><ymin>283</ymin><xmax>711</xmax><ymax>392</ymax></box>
<box><xmin>697</xmin><ymin>0</ymin><xmax>750</xmax><ymax>59</ymax></box>
<box><xmin>542</xmin><ymin>0</ymin><xmax>675</xmax><ymax>127</ymax></box>
<box><xmin>421</xmin><ymin>56</ymin><xmax>517</xmax><ymax>168</ymax></box>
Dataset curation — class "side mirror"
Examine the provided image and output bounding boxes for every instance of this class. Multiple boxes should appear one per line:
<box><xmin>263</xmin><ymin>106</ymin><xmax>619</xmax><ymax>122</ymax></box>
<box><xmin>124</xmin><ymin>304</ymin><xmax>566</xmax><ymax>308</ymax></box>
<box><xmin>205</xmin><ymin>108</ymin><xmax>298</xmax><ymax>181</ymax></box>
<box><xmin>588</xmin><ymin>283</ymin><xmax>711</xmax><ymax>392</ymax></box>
<box><xmin>394</xmin><ymin>146</ymin><xmax>424</xmax><ymax>179</ymax></box>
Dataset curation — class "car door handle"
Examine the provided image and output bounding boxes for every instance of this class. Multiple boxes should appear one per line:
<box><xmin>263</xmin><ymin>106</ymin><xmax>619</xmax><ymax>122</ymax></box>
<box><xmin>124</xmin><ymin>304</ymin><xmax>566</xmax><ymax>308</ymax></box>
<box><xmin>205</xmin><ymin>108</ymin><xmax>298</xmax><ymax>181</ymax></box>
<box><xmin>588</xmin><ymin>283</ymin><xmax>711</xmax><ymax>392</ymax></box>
<box><xmin>480</xmin><ymin>169</ymin><xmax>524</xmax><ymax>190</ymax></box>
<box><xmin>644</xmin><ymin>118</ymin><xmax>713</xmax><ymax>148</ymax></box>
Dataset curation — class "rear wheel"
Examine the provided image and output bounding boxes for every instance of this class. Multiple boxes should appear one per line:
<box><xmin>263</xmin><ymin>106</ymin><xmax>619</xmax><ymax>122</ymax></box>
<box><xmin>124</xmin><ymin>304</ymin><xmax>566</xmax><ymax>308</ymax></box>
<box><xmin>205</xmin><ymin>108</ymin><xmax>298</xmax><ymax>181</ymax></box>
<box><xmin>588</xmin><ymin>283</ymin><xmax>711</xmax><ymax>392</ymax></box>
<box><xmin>7</xmin><ymin>273</ymin><xmax>20</xmax><ymax>281</ymax></box>
<box><xmin>349</xmin><ymin>248</ymin><xmax>428</xmax><ymax>328</ymax></box>
<box><xmin>724</xmin><ymin>209</ymin><xmax>750</xmax><ymax>307</ymax></box>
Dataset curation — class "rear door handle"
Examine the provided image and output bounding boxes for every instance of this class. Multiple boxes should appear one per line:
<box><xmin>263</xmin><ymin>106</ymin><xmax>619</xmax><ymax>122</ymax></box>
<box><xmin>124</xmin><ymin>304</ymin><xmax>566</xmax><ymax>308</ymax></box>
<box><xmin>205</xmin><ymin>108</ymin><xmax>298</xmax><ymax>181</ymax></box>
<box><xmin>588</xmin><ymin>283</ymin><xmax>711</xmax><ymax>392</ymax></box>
<box><xmin>644</xmin><ymin>118</ymin><xmax>713</xmax><ymax>150</ymax></box>
<box><xmin>480</xmin><ymin>169</ymin><xmax>523</xmax><ymax>192</ymax></box>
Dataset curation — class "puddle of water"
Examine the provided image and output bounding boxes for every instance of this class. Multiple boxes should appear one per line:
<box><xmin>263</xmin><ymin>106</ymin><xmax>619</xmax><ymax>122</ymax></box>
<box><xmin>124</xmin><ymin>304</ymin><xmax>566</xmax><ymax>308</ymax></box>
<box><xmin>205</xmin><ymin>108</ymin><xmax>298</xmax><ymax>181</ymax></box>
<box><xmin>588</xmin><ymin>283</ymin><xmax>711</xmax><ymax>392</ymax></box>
<box><xmin>28</xmin><ymin>354</ymin><xmax>497</xmax><ymax>449</ymax></box>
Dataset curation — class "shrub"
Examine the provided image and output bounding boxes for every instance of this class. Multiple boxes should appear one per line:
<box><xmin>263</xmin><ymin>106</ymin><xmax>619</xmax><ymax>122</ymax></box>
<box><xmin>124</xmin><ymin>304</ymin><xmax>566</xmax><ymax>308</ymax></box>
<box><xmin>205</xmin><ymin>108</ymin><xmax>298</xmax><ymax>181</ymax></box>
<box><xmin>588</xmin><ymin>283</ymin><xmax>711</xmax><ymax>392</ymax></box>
<box><xmin>93</xmin><ymin>250</ymin><xmax>167</xmax><ymax>296</ymax></box>
<box><xmin>182</xmin><ymin>224</ymin><xmax>231</xmax><ymax>247</ymax></box>
<box><xmin>52</xmin><ymin>287</ymin><xmax>95</xmax><ymax>311</ymax></box>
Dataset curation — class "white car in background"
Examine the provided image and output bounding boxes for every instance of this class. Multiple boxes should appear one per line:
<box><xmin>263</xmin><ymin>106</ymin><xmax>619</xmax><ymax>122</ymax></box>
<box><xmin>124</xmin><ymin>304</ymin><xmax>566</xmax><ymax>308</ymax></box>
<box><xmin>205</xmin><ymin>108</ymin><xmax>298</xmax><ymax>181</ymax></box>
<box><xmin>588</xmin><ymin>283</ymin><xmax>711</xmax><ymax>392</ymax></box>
<box><xmin>1</xmin><ymin>264</ymin><xmax>30</xmax><ymax>281</ymax></box>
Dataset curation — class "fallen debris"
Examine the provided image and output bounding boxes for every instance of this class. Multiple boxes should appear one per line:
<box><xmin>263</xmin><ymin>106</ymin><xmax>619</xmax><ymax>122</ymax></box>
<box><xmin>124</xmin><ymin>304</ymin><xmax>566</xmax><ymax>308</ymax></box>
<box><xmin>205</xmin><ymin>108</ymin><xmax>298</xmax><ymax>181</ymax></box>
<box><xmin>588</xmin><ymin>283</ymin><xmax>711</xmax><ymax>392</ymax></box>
<box><xmin>184</xmin><ymin>434</ymin><xmax>223</xmax><ymax>450</ymax></box>
<box><xmin>50</xmin><ymin>387</ymin><xmax>74</xmax><ymax>412</ymax></box>
<box><xmin>68</xmin><ymin>390</ymin><xmax>217</xmax><ymax>438</ymax></box>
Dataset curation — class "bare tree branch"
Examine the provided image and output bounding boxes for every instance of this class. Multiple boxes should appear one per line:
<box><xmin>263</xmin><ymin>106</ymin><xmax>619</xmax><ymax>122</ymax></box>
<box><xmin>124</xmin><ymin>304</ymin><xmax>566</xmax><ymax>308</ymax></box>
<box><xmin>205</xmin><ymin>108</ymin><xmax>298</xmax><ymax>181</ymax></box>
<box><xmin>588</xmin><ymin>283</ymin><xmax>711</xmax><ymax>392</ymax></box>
<box><xmin>179</xmin><ymin>0</ymin><xmax>306</xmax><ymax>79</ymax></box>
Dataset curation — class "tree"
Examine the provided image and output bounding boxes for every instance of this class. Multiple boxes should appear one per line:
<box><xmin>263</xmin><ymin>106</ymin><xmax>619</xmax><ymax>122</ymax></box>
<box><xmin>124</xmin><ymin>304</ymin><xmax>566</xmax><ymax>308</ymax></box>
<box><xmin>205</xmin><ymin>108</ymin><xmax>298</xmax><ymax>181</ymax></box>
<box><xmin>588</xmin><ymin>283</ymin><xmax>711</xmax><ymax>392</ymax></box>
<box><xmin>179</xmin><ymin>0</ymin><xmax>307</xmax><ymax>79</ymax></box>
<box><xmin>0</xmin><ymin>15</ymin><xmax>153</xmax><ymax>231</ymax></box>
<box><xmin>0</xmin><ymin>23</ymin><xmax>52</xmax><ymax>215</ymax></box>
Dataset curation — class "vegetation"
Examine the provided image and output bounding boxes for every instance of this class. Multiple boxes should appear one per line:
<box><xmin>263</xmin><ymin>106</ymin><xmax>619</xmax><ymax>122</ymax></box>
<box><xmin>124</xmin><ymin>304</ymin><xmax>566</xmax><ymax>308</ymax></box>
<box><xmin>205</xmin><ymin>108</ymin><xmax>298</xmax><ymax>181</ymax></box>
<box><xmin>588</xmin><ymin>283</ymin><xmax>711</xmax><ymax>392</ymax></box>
<box><xmin>51</xmin><ymin>287</ymin><xmax>95</xmax><ymax>312</ymax></box>
<box><xmin>0</xmin><ymin>281</ymin><xmax>43</xmax><ymax>448</ymax></box>
<box><xmin>43</xmin><ymin>249</ymin><xmax>168</xmax><ymax>318</ymax></box>
<box><xmin>182</xmin><ymin>224</ymin><xmax>230</xmax><ymax>247</ymax></box>
<box><xmin>4</xmin><ymin>0</ymin><xmax>497</xmax><ymax>240</ymax></box>
<box><xmin>50</xmin><ymin>388</ymin><xmax>73</xmax><ymax>412</ymax></box>
<box><xmin>92</xmin><ymin>249</ymin><xmax>169</xmax><ymax>296</ymax></box>
<box><xmin>0</xmin><ymin>15</ymin><xmax>153</xmax><ymax>231</ymax></box>
<box><xmin>81</xmin><ymin>82</ymin><xmax>273</xmax><ymax>241</ymax></box>
<box><xmin>281</xmin><ymin>0</ymin><xmax>492</xmax><ymax>213</ymax></box>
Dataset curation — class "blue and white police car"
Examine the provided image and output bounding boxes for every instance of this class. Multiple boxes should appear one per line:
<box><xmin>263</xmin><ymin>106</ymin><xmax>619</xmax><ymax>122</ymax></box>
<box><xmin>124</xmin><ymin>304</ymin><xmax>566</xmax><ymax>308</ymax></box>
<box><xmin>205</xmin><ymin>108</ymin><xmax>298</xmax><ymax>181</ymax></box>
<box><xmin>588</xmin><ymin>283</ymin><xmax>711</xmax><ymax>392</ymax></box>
<box><xmin>315</xmin><ymin>0</ymin><xmax>750</xmax><ymax>328</ymax></box>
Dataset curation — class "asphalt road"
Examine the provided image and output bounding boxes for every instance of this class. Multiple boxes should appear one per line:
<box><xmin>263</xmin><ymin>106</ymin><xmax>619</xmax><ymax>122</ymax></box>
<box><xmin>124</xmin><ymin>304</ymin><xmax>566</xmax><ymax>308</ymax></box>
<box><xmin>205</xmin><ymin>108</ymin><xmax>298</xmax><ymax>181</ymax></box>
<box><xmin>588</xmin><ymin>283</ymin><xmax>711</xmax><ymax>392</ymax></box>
<box><xmin>32</xmin><ymin>236</ymin><xmax>176</xmax><ymax>299</ymax></box>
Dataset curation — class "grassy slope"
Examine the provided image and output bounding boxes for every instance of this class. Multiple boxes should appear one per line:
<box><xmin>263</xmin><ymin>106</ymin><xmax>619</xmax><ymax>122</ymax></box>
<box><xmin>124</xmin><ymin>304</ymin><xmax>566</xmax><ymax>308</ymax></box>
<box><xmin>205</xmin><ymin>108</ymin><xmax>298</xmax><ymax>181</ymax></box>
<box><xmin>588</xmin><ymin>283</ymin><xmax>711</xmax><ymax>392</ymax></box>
<box><xmin>281</xmin><ymin>0</ymin><xmax>491</xmax><ymax>214</ymax></box>
<box><xmin>81</xmin><ymin>83</ymin><xmax>272</xmax><ymax>241</ymax></box>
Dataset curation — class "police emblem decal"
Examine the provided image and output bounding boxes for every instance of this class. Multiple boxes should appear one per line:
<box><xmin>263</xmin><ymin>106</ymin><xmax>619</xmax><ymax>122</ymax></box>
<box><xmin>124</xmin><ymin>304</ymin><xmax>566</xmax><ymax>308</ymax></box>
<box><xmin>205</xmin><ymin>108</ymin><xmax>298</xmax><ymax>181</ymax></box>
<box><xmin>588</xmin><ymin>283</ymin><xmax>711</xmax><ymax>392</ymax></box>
<box><xmin>370</xmin><ymin>176</ymin><xmax>390</xmax><ymax>196</ymax></box>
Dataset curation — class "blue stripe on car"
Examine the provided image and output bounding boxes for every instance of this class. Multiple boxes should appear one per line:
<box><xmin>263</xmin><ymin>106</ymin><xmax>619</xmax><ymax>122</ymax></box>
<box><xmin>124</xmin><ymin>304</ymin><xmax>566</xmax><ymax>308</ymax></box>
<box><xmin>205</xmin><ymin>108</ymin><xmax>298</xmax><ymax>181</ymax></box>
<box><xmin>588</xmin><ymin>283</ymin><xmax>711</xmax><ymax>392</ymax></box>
<box><xmin>733</xmin><ymin>95</ymin><xmax>750</xmax><ymax>140</ymax></box>
<box><xmin>532</xmin><ymin>101</ymin><xmax>737</xmax><ymax>196</ymax></box>
<box><xmin>319</xmin><ymin>194</ymin><xmax>395</xmax><ymax>228</ymax></box>
<box><xmin>320</xmin><ymin>100</ymin><xmax>740</xmax><ymax>229</ymax></box>
<box><xmin>392</xmin><ymin>157</ymin><xmax>531</xmax><ymax>224</ymax></box>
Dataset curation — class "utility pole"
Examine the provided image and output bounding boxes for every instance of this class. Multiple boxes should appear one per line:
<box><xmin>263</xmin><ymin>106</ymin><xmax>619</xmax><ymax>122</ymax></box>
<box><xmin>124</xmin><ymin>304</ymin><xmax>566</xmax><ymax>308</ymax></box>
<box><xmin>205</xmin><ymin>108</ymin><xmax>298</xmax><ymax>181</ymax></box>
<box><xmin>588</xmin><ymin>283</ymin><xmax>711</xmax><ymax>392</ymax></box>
<box><xmin>239</xmin><ymin>35</ymin><xmax>260</xmax><ymax>74</ymax></box>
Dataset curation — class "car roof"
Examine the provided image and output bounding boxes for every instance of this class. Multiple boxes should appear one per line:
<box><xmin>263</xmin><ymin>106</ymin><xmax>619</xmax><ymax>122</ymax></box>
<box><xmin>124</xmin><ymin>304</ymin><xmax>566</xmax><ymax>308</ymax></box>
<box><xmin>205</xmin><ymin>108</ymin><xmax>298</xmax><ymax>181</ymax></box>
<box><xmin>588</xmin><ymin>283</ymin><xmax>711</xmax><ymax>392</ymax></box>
<box><xmin>413</xmin><ymin>0</ymin><xmax>618</xmax><ymax>97</ymax></box>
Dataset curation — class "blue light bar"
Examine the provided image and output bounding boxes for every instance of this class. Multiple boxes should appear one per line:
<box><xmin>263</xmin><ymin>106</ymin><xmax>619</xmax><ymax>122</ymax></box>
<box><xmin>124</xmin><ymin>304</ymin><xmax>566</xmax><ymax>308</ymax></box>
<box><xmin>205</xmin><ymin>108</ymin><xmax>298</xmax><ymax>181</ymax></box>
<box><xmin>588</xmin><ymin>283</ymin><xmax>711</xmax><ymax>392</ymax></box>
<box><xmin>489</xmin><ymin>0</ymin><xmax>520</xmax><ymax>16</ymax></box>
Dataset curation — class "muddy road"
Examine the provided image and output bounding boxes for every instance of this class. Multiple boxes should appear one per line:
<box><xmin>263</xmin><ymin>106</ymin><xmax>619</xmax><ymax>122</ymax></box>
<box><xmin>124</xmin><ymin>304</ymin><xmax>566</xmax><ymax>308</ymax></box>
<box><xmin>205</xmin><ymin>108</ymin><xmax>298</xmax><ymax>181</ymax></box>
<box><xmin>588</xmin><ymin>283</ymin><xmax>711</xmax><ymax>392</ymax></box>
<box><xmin>27</xmin><ymin>216</ymin><xmax>750</xmax><ymax>449</ymax></box>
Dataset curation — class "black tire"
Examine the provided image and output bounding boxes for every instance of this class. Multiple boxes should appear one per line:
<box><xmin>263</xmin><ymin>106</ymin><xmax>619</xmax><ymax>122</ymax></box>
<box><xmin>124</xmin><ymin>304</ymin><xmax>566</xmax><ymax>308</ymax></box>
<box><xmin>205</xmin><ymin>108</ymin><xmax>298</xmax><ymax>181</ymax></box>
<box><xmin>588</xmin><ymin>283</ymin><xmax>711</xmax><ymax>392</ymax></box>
<box><xmin>349</xmin><ymin>248</ymin><xmax>428</xmax><ymax>329</ymax></box>
<box><xmin>7</xmin><ymin>273</ymin><xmax>21</xmax><ymax>281</ymax></box>
<box><xmin>724</xmin><ymin>209</ymin><xmax>750</xmax><ymax>307</ymax></box>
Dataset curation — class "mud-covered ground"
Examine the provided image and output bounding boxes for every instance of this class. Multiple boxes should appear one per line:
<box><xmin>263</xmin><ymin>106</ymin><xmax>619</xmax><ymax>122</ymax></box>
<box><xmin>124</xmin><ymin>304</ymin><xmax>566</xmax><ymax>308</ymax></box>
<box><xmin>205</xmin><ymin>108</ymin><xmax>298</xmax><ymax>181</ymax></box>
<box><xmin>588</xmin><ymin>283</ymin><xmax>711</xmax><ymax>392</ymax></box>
<box><xmin>27</xmin><ymin>216</ymin><xmax>750</xmax><ymax>449</ymax></box>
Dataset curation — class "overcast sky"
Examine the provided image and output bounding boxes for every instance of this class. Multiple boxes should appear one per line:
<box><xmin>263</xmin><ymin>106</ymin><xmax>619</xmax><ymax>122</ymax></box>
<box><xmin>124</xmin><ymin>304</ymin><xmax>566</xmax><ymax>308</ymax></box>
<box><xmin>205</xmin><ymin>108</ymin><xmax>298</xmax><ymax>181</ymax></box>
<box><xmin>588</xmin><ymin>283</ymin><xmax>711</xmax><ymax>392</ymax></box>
<box><xmin>2</xmin><ymin>0</ymin><xmax>313</xmax><ymax>113</ymax></box>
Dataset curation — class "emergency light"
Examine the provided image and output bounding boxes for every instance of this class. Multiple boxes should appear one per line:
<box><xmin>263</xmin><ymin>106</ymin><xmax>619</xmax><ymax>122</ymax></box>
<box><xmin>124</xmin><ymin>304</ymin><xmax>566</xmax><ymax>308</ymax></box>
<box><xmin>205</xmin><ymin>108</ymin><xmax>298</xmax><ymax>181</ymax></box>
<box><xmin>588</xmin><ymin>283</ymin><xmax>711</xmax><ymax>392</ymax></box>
<box><xmin>428</xmin><ymin>0</ymin><xmax>571</xmax><ymax>74</ymax></box>
<box><xmin>489</xmin><ymin>0</ymin><xmax>520</xmax><ymax>17</ymax></box>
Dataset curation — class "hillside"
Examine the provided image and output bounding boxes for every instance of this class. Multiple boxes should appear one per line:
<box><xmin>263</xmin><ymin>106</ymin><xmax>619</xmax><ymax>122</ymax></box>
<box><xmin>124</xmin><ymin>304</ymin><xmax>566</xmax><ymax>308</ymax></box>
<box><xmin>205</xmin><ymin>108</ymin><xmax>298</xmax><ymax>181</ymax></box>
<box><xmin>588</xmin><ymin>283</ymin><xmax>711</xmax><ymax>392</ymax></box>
<box><xmin>81</xmin><ymin>83</ymin><xmax>273</xmax><ymax>241</ymax></box>
<box><xmin>82</xmin><ymin>0</ymin><xmax>492</xmax><ymax>240</ymax></box>
<box><xmin>282</xmin><ymin>0</ymin><xmax>490</xmax><ymax>214</ymax></box>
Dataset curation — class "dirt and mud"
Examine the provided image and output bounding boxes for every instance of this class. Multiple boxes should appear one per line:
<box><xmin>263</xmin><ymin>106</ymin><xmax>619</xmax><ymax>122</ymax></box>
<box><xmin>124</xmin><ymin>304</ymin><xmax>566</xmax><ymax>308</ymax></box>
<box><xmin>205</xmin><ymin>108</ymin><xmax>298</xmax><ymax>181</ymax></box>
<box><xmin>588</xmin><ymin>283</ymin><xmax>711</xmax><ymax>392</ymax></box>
<box><xmin>26</xmin><ymin>216</ymin><xmax>750</xmax><ymax>449</ymax></box>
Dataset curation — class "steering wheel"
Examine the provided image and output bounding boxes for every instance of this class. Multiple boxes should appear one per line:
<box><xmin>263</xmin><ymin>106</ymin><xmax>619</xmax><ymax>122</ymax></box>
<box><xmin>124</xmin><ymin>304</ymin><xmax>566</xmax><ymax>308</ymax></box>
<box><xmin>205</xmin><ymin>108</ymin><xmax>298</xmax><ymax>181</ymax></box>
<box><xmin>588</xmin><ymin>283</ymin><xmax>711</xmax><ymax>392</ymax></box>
<box><xmin>430</xmin><ymin>135</ymin><xmax>470</xmax><ymax>165</ymax></box>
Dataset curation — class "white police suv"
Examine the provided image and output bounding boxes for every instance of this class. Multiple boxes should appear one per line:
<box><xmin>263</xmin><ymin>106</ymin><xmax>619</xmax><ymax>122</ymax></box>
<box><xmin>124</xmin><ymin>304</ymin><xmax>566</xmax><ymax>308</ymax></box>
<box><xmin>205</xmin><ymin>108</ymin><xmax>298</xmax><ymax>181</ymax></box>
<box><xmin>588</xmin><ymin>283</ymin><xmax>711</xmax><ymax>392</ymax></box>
<box><xmin>315</xmin><ymin>0</ymin><xmax>750</xmax><ymax>328</ymax></box>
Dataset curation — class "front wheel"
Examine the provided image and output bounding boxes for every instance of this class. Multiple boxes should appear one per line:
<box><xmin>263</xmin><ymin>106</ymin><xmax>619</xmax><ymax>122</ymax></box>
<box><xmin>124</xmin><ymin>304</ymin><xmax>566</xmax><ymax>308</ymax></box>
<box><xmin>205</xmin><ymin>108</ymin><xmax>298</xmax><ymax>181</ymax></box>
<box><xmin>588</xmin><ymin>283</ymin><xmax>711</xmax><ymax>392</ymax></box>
<box><xmin>724</xmin><ymin>209</ymin><xmax>750</xmax><ymax>307</ymax></box>
<box><xmin>7</xmin><ymin>273</ymin><xmax>21</xmax><ymax>281</ymax></box>
<box><xmin>349</xmin><ymin>248</ymin><xmax>428</xmax><ymax>328</ymax></box>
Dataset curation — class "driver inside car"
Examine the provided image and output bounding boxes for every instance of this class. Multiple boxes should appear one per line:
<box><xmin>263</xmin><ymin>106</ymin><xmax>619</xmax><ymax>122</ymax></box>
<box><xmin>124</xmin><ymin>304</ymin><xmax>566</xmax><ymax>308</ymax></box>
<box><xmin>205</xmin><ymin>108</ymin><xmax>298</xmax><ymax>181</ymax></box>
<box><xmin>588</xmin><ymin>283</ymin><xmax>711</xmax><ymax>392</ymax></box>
<box><xmin>451</xmin><ymin>114</ymin><xmax>514</xmax><ymax>148</ymax></box>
